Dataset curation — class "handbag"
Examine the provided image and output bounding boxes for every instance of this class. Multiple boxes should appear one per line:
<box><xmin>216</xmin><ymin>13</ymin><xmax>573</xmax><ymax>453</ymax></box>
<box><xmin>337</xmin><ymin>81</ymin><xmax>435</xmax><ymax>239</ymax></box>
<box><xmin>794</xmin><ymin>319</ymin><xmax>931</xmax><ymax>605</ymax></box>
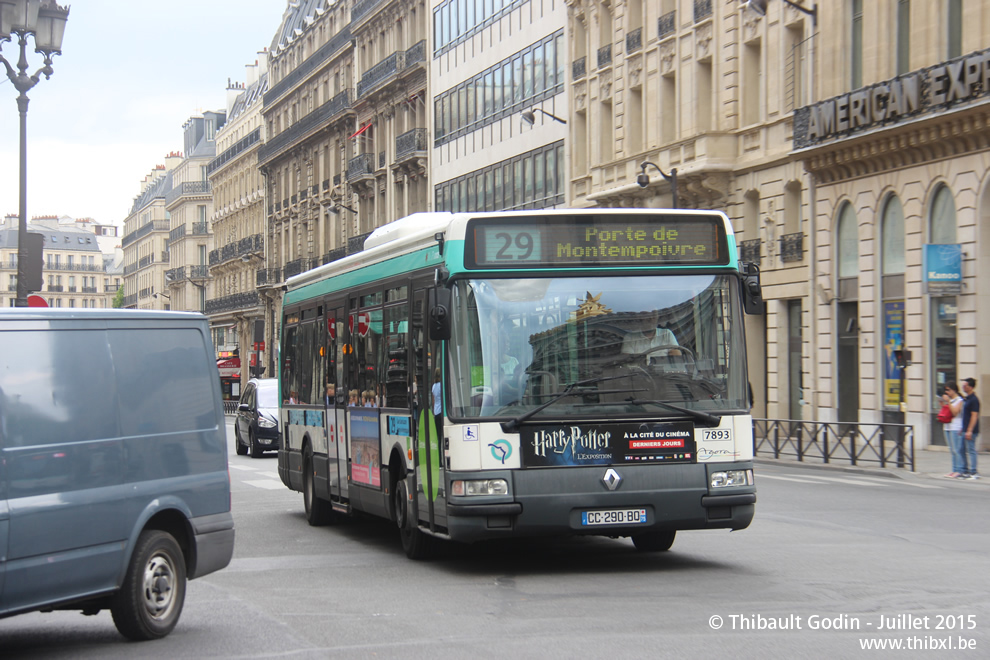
<box><xmin>937</xmin><ymin>404</ymin><xmax>953</xmax><ymax>423</ymax></box>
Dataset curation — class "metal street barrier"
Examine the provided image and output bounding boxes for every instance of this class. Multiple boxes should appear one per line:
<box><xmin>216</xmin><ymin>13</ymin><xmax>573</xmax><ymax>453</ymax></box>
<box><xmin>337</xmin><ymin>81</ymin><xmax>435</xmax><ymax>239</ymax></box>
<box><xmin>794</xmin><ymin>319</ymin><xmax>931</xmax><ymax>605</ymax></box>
<box><xmin>753</xmin><ymin>419</ymin><xmax>915</xmax><ymax>471</ymax></box>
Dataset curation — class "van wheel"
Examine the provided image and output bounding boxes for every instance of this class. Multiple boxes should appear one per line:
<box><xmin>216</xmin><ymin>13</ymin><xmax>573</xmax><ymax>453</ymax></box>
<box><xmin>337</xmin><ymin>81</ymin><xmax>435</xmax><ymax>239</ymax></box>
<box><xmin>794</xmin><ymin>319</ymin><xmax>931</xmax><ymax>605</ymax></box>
<box><xmin>631</xmin><ymin>530</ymin><xmax>676</xmax><ymax>552</ymax></box>
<box><xmin>394</xmin><ymin>477</ymin><xmax>438</xmax><ymax>560</ymax></box>
<box><xmin>110</xmin><ymin>530</ymin><xmax>186</xmax><ymax>641</ymax></box>
<box><xmin>249</xmin><ymin>430</ymin><xmax>263</xmax><ymax>458</ymax></box>
<box><xmin>234</xmin><ymin>427</ymin><xmax>247</xmax><ymax>456</ymax></box>
<box><xmin>303</xmin><ymin>449</ymin><xmax>333</xmax><ymax>526</ymax></box>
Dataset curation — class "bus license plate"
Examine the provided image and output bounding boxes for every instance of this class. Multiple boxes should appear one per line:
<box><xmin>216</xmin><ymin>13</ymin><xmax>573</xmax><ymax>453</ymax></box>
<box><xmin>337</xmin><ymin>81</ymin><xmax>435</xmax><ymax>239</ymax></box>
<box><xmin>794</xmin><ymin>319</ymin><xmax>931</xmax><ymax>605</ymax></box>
<box><xmin>581</xmin><ymin>508</ymin><xmax>648</xmax><ymax>526</ymax></box>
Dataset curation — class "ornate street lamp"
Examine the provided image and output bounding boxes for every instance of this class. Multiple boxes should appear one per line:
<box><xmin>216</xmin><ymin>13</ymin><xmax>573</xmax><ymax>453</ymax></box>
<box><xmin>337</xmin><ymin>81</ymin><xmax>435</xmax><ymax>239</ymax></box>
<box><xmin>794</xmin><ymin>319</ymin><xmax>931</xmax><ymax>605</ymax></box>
<box><xmin>1</xmin><ymin>0</ymin><xmax>70</xmax><ymax>306</ymax></box>
<box><xmin>637</xmin><ymin>161</ymin><xmax>678</xmax><ymax>209</ymax></box>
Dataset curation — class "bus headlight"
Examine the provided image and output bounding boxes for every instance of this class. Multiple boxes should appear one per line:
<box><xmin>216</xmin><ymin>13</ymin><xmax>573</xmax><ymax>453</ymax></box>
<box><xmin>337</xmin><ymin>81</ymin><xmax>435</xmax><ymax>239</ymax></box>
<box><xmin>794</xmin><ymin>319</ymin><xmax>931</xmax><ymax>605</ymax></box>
<box><xmin>710</xmin><ymin>469</ymin><xmax>753</xmax><ymax>488</ymax></box>
<box><xmin>451</xmin><ymin>479</ymin><xmax>509</xmax><ymax>496</ymax></box>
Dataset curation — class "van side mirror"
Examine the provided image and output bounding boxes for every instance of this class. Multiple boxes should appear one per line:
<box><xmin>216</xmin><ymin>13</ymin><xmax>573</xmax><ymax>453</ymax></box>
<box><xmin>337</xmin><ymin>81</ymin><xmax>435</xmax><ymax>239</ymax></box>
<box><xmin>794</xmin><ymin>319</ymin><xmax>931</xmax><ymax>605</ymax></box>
<box><xmin>428</xmin><ymin>287</ymin><xmax>452</xmax><ymax>340</ymax></box>
<box><xmin>740</xmin><ymin>262</ymin><xmax>765</xmax><ymax>315</ymax></box>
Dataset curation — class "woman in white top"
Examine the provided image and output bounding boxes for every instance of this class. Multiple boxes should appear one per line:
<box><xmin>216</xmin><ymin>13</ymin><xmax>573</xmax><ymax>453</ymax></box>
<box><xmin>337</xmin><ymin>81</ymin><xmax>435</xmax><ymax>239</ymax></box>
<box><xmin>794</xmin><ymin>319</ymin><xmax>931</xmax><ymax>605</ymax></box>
<box><xmin>942</xmin><ymin>382</ymin><xmax>965</xmax><ymax>478</ymax></box>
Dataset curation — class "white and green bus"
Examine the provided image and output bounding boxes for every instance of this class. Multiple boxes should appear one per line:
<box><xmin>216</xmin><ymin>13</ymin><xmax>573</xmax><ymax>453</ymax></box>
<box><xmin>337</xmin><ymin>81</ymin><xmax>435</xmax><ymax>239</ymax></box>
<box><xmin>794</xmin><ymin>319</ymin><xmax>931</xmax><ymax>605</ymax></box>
<box><xmin>277</xmin><ymin>209</ymin><xmax>763</xmax><ymax>558</ymax></box>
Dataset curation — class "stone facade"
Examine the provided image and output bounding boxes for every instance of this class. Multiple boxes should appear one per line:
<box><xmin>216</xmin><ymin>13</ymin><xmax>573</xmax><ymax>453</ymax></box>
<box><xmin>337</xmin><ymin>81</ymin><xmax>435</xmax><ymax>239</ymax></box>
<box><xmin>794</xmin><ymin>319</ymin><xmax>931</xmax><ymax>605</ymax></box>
<box><xmin>208</xmin><ymin>57</ymin><xmax>270</xmax><ymax>384</ymax></box>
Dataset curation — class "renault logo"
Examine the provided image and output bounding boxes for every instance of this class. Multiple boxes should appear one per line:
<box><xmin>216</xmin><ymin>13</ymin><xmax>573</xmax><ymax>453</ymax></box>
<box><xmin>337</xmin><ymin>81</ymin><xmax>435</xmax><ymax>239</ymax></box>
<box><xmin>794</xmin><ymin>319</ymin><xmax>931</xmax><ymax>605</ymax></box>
<box><xmin>602</xmin><ymin>468</ymin><xmax>622</xmax><ymax>491</ymax></box>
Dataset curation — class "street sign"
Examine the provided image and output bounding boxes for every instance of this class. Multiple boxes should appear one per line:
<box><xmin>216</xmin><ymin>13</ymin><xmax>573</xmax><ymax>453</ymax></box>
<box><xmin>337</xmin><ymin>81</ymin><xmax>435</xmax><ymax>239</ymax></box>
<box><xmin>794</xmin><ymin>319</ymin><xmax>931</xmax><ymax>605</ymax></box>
<box><xmin>26</xmin><ymin>294</ymin><xmax>48</xmax><ymax>307</ymax></box>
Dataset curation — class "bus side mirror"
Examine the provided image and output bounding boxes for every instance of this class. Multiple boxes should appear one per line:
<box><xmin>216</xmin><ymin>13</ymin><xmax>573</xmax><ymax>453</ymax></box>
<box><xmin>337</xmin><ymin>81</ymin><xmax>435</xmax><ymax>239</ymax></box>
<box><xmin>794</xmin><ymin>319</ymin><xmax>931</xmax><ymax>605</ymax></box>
<box><xmin>740</xmin><ymin>262</ymin><xmax>765</xmax><ymax>315</ymax></box>
<box><xmin>429</xmin><ymin>288</ymin><xmax>452</xmax><ymax>340</ymax></box>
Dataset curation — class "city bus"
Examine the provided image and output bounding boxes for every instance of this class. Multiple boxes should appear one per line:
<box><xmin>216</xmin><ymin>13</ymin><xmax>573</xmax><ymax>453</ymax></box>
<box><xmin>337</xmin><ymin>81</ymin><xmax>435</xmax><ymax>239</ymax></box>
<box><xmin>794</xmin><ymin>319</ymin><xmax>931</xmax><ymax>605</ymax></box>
<box><xmin>277</xmin><ymin>209</ymin><xmax>763</xmax><ymax>558</ymax></box>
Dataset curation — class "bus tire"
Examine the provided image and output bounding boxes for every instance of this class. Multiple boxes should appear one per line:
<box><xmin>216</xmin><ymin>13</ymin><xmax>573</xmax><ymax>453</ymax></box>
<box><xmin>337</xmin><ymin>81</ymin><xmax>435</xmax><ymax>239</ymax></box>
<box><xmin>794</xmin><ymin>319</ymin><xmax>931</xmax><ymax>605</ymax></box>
<box><xmin>110</xmin><ymin>530</ymin><xmax>186</xmax><ymax>641</ymax></box>
<box><xmin>394</xmin><ymin>477</ymin><xmax>437</xmax><ymax>560</ymax></box>
<box><xmin>303</xmin><ymin>448</ymin><xmax>333</xmax><ymax>526</ymax></box>
<box><xmin>631</xmin><ymin>530</ymin><xmax>676</xmax><ymax>552</ymax></box>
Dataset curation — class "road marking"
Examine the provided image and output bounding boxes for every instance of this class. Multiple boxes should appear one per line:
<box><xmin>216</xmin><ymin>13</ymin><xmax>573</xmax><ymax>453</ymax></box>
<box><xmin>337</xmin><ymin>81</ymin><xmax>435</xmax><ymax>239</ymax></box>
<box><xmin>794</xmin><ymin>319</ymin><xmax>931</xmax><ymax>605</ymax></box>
<box><xmin>244</xmin><ymin>479</ymin><xmax>285</xmax><ymax>490</ymax></box>
<box><xmin>229</xmin><ymin>465</ymin><xmax>259</xmax><ymax>471</ymax></box>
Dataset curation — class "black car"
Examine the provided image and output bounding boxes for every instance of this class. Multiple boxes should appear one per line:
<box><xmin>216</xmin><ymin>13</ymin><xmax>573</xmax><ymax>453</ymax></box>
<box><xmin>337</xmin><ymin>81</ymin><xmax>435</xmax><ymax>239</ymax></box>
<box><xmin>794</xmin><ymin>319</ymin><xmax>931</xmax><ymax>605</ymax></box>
<box><xmin>235</xmin><ymin>378</ymin><xmax>280</xmax><ymax>458</ymax></box>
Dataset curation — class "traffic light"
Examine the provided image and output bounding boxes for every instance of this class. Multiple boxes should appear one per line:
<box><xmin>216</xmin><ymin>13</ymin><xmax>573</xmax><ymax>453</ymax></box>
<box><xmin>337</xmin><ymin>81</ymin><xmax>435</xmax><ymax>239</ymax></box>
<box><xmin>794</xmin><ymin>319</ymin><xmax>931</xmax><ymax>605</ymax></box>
<box><xmin>893</xmin><ymin>348</ymin><xmax>912</xmax><ymax>369</ymax></box>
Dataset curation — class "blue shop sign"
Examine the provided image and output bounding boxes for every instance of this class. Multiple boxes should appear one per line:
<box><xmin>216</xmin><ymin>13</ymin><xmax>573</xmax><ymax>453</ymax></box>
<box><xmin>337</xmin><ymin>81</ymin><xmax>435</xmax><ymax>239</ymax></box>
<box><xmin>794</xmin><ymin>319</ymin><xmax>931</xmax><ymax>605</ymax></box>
<box><xmin>923</xmin><ymin>244</ymin><xmax>962</xmax><ymax>295</ymax></box>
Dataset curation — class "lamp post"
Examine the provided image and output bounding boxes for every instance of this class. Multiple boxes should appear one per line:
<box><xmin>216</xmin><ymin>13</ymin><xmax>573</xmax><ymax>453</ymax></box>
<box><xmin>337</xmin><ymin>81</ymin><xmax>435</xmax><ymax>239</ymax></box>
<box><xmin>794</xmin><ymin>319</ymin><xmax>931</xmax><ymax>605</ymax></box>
<box><xmin>521</xmin><ymin>107</ymin><xmax>567</xmax><ymax>125</ymax></box>
<box><xmin>637</xmin><ymin>161</ymin><xmax>678</xmax><ymax>209</ymax></box>
<box><xmin>0</xmin><ymin>0</ymin><xmax>70</xmax><ymax>307</ymax></box>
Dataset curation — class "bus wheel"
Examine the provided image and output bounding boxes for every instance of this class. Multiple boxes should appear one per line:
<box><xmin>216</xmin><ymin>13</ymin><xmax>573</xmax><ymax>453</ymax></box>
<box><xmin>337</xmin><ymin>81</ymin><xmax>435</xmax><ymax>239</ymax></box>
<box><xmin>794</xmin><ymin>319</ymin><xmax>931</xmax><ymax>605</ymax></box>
<box><xmin>394</xmin><ymin>477</ymin><xmax>437</xmax><ymax>560</ymax></box>
<box><xmin>631</xmin><ymin>530</ymin><xmax>676</xmax><ymax>552</ymax></box>
<box><xmin>303</xmin><ymin>449</ymin><xmax>333</xmax><ymax>526</ymax></box>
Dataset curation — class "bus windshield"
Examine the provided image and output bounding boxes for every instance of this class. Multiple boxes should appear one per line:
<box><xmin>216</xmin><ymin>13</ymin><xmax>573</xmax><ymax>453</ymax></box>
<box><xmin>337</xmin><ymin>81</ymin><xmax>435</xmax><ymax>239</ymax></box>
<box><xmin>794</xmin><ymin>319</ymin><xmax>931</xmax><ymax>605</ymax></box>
<box><xmin>448</xmin><ymin>274</ymin><xmax>749</xmax><ymax>421</ymax></box>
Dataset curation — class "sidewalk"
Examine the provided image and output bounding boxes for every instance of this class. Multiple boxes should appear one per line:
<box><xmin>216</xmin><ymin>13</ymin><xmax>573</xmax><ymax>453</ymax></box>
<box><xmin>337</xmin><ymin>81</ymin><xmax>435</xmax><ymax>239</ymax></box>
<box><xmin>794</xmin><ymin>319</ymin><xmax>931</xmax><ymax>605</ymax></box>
<box><xmin>754</xmin><ymin>445</ymin><xmax>990</xmax><ymax>487</ymax></box>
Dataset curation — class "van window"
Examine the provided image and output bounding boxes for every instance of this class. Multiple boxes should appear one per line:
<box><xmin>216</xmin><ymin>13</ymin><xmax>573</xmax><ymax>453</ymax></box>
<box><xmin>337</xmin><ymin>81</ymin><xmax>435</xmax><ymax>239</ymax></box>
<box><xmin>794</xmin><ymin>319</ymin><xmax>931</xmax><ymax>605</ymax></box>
<box><xmin>0</xmin><ymin>330</ymin><xmax>117</xmax><ymax>447</ymax></box>
<box><xmin>110</xmin><ymin>329</ymin><xmax>217</xmax><ymax>435</ymax></box>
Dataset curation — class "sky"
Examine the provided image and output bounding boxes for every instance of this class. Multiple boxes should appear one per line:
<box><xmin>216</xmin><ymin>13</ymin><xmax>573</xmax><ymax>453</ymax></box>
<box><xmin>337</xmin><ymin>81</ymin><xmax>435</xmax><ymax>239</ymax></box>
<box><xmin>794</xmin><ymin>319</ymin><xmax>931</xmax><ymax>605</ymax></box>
<box><xmin>0</xmin><ymin>0</ymin><xmax>289</xmax><ymax>228</ymax></box>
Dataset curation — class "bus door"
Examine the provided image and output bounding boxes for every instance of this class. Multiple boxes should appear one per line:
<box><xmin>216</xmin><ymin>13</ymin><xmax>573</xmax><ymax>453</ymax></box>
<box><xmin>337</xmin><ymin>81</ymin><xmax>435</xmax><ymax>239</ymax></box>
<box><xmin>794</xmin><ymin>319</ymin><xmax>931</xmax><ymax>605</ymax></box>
<box><xmin>347</xmin><ymin>301</ymin><xmax>382</xmax><ymax>493</ymax></box>
<box><xmin>326</xmin><ymin>306</ymin><xmax>348</xmax><ymax>503</ymax></box>
<box><xmin>412</xmin><ymin>286</ymin><xmax>444</xmax><ymax>532</ymax></box>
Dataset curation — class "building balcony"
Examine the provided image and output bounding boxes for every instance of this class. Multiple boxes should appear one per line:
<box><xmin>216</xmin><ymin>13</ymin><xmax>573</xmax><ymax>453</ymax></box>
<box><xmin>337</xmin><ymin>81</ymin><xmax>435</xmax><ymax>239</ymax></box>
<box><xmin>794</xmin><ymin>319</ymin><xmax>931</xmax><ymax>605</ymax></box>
<box><xmin>347</xmin><ymin>153</ymin><xmax>376</xmax><ymax>185</ymax></box>
<box><xmin>780</xmin><ymin>232</ymin><xmax>805</xmax><ymax>263</ymax></box>
<box><xmin>358</xmin><ymin>51</ymin><xmax>400</xmax><ymax>98</ymax></box>
<box><xmin>264</xmin><ymin>26</ymin><xmax>351</xmax><ymax>107</ymax></box>
<box><xmin>351</xmin><ymin>0</ymin><xmax>382</xmax><ymax>25</ymax></box>
<box><xmin>82</xmin><ymin>286</ymin><xmax>98</xmax><ymax>294</ymax></box>
<box><xmin>283</xmin><ymin>258</ymin><xmax>306</xmax><ymax>279</ymax></box>
<box><xmin>123</xmin><ymin>294</ymin><xmax>137</xmax><ymax>307</ymax></box>
<box><xmin>104</xmin><ymin>285</ymin><xmax>118</xmax><ymax>293</ymax></box>
<box><xmin>597</xmin><ymin>44</ymin><xmax>612</xmax><ymax>70</ymax></box>
<box><xmin>190</xmin><ymin>265</ymin><xmax>210</xmax><ymax>279</ymax></box>
<box><xmin>48</xmin><ymin>285</ymin><xmax>64</xmax><ymax>292</ymax></box>
<box><xmin>740</xmin><ymin>239</ymin><xmax>762</xmax><ymax>265</ymax></box>
<box><xmin>572</xmin><ymin>56</ymin><xmax>586</xmax><ymax>81</ymax></box>
<box><xmin>323</xmin><ymin>246</ymin><xmax>347</xmax><ymax>265</ymax></box>
<box><xmin>256</xmin><ymin>267</ymin><xmax>281</xmax><ymax>288</ymax></box>
<box><xmin>238</xmin><ymin>233</ymin><xmax>264</xmax><ymax>257</ymax></box>
<box><xmin>221</xmin><ymin>243</ymin><xmax>237</xmax><ymax>263</ymax></box>
<box><xmin>258</xmin><ymin>89</ymin><xmax>354</xmax><ymax>168</ymax></box>
<box><xmin>694</xmin><ymin>0</ymin><xmax>713</xmax><ymax>22</ymax></box>
<box><xmin>626</xmin><ymin>27</ymin><xmax>642</xmax><ymax>54</ymax></box>
<box><xmin>192</xmin><ymin>222</ymin><xmax>209</xmax><ymax>236</ymax></box>
<box><xmin>393</xmin><ymin>128</ymin><xmax>428</xmax><ymax>178</ymax></box>
<box><xmin>139</xmin><ymin>287</ymin><xmax>152</xmax><ymax>299</ymax></box>
<box><xmin>205</xmin><ymin>291</ymin><xmax>260</xmax><ymax>315</ymax></box>
<box><xmin>165</xmin><ymin>181</ymin><xmax>211</xmax><ymax>208</ymax></box>
<box><xmin>659</xmin><ymin>10</ymin><xmax>676</xmax><ymax>39</ymax></box>
<box><xmin>207</xmin><ymin>128</ymin><xmax>261</xmax><ymax>176</ymax></box>
<box><xmin>121</xmin><ymin>220</ymin><xmax>170</xmax><ymax>248</ymax></box>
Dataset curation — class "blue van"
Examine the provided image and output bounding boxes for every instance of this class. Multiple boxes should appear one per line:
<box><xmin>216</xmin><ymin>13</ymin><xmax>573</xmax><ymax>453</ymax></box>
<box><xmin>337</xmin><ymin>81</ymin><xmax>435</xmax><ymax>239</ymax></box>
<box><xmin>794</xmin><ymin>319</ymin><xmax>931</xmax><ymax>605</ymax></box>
<box><xmin>0</xmin><ymin>309</ymin><xmax>234</xmax><ymax>640</ymax></box>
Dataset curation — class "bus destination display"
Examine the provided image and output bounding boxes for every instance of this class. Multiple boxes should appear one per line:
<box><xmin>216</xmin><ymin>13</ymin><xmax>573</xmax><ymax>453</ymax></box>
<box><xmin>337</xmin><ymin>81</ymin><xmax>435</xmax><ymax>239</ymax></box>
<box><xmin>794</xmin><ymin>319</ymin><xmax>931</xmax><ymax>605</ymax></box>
<box><xmin>467</xmin><ymin>214</ymin><xmax>728</xmax><ymax>268</ymax></box>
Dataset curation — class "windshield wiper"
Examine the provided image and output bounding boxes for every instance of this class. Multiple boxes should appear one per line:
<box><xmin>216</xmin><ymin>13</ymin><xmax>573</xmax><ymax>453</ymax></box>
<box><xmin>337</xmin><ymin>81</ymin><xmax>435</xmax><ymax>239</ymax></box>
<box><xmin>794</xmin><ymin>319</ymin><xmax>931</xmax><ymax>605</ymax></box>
<box><xmin>623</xmin><ymin>398</ymin><xmax>721</xmax><ymax>426</ymax></box>
<box><xmin>502</xmin><ymin>375</ymin><xmax>625</xmax><ymax>431</ymax></box>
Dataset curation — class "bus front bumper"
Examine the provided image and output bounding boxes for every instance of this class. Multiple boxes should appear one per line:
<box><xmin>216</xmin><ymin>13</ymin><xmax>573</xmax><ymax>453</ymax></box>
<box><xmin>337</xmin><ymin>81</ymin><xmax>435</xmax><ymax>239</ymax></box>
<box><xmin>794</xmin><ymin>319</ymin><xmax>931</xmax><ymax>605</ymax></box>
<box><xmin>443</xmin><ymin>462</ymin><xmax>755</xmax><ymax>544</ymax></box>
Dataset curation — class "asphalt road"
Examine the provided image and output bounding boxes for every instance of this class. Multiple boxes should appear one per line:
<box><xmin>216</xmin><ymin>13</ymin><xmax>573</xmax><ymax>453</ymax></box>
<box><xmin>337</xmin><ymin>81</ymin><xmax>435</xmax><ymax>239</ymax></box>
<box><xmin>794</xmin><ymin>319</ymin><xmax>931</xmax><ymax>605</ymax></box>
<box><xmin>2</xmin><ymin>422</ymin><xmax>988</xmax><ymax>659</ymax></box>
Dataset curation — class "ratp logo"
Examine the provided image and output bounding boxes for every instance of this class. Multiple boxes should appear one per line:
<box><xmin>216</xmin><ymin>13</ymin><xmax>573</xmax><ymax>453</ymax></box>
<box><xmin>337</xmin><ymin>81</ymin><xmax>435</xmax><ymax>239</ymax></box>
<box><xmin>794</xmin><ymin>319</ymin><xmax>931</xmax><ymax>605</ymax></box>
<box><xmin>489</xmin><ymin>439</ymin><xmax>512</xmax><ymax>464</ymax></box>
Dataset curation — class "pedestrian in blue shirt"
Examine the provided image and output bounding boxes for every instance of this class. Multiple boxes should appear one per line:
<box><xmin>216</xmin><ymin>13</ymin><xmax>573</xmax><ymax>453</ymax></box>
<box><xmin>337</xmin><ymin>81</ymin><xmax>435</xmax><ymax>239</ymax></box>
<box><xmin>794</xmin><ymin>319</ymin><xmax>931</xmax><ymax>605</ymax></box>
<box><xmin>961</xmin><ymin>377</ymin><xmax>980</xmax><ymax>480</ymax></box>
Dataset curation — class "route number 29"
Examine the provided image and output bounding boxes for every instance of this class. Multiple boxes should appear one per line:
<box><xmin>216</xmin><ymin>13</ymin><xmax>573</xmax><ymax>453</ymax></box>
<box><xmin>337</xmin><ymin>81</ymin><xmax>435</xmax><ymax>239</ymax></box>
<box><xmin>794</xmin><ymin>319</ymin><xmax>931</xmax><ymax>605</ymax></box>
<box><xmin>493</xmin><ymin>231</ymin><xmax>535</xmax><ymax>260</ymax></box>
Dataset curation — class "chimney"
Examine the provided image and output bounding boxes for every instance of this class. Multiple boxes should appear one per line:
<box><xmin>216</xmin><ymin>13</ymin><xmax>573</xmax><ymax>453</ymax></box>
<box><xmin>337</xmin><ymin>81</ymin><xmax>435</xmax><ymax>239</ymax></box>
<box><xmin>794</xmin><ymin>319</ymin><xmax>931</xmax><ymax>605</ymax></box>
<box><xmin>258</xmin><ymin>49</ymin><xmax>269</xmax><ymax>75</ymax></box>
<box><xmin>226</xmin><ymin>77</ymin><xmax>242</xmax><ymax>114</ymax></box>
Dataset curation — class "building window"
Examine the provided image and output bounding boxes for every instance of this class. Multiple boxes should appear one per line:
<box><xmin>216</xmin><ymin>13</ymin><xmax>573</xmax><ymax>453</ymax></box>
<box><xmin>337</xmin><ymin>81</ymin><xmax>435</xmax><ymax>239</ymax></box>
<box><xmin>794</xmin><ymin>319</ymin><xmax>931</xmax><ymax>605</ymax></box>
<box><xmin>882</xmin><ymin>195</ymin><xmax>906</xmax><ymax>276</ymax></box>
<box><xmin>837</xmin><ymin>202</ymin><xmax>858</xmax><ymax>279</ymax></box>
<box><xmin>743</xmin><ymin>41</ymin><xmax>761</xmax><ymax>125</ymax></box>
<box><xmin>896</xmin><ymin>0</ymin><xmax>910</xmax><ymax>75</ymax></box>
<box><xmin>947</xmin><ymin>0</ymin><xmax>962</xmax><ymax>58</ymax></box>
<box><xmin>851</xmin><ymin>0</ymin><xmax>863</xmax><ymax>89</ymax></box>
